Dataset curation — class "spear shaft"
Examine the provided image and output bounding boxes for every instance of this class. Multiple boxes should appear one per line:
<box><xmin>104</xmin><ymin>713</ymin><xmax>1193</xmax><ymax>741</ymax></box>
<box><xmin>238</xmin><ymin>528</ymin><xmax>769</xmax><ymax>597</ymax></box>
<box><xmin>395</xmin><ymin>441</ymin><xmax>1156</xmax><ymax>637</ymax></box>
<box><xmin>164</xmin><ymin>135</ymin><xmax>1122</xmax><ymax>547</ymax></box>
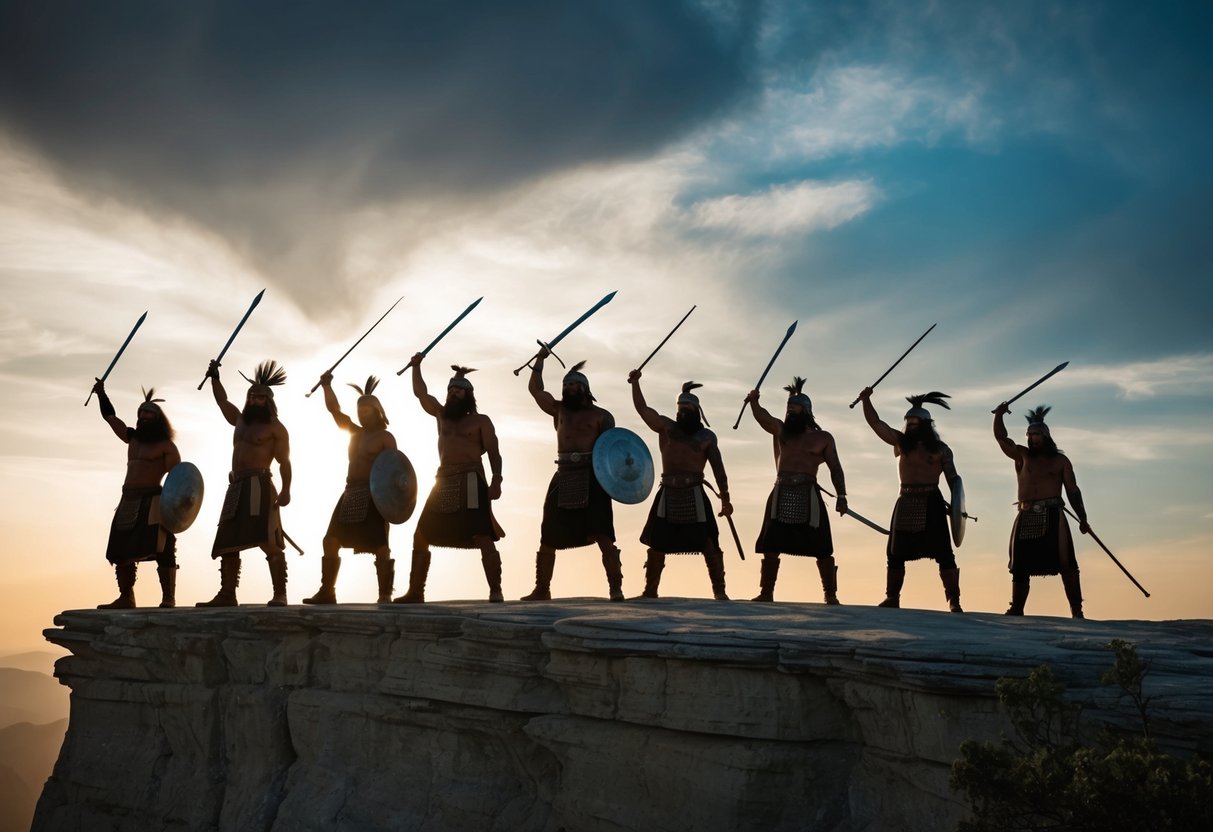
<box><xmin>307</xmin><ymin>296</ymin><xmax>403</xmax><ymax>396</ymax></box>
<box><xmin>1063</xmin><ymin>506</ymin><xmax>1150</xmax><ymax>598</ymax></box>
<box><xmin>992</xmin><ymin>362</ymin><xmax>1069</xmax><ymax>413</ymax></box>
<box><xmin>849</xmin><ymin>323</ymin><xmax>936</xmax><ymax>408</ymax></box>
<box><xmin>397</xmin><ymin>296</ymin><xmax>483</xmax><ymax>375</ymax></box>
<box><xmin>733</xmin><ymin>321</ymin><xmax>798</xmax><ymax>430</ymax></box>
<box><xmin>636</xmin><ymin>306</ymin><xmax>696</xmax><ymax>372</ymax></box>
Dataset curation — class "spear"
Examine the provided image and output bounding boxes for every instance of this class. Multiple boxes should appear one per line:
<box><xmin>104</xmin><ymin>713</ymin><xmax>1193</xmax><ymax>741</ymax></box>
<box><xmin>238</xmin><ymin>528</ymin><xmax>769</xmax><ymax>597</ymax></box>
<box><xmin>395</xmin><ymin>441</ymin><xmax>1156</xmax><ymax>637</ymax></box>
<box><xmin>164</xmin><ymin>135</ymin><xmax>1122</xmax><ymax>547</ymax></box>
<box><xmin>397</xmin><ymin>296</ymin><xmax>483</xmax><ymax>374</ymax></box>
<box><xmin>849</xmin><ymin>323</ymin><xmax>936</xmax><ymax>408</ymax></box>
<box><xmin>198</xmin><ymin>289</ymin><xmax>266</xmax><ymax>390</ymax></box>
<box><xmin>636</xmin><ymin>306</ymin><xmax>696</xmax><ymax>372</ymax></box>
<box><xmin>306</xmin><ymin>296</ymin><xmax>403</xmax><ymax>396</ymax></box>
<box><xmin>85</xmin><ymin>311</ymin><xmax>147</xmax><ymax>405</ymax></box>
<box><xmin>733</xmin><ymin>321</ymin><xmax>797</xmax><ymax>430</ymax></box>
<box><xmin>991</xmin><ymin>362</ymin><xmax>1069</xmax><ymax>413</ymax></box>
<box><xmin>1063</xmin><ymin>506</ymin><xmax>1150</xmax><ymax>598</ymax></box>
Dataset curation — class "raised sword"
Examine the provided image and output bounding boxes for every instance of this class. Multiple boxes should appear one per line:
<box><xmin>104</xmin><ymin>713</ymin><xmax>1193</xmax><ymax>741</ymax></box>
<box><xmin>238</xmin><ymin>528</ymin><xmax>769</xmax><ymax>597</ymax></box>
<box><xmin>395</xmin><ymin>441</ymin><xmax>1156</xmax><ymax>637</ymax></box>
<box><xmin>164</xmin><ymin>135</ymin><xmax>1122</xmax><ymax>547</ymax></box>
<box><xmin>513</xmin><ymin>290</ymin><xmax>617</xmax><ymax>375</ymax></box>
<box><xmin>198</xmin><ymin>289</ymin><xmax>266</xmax><ymax>390</ymax></box>
<box><xmin>85</xmin><ymin>310</ymin><xmax>147</xmax><ymax>405</ymax></box>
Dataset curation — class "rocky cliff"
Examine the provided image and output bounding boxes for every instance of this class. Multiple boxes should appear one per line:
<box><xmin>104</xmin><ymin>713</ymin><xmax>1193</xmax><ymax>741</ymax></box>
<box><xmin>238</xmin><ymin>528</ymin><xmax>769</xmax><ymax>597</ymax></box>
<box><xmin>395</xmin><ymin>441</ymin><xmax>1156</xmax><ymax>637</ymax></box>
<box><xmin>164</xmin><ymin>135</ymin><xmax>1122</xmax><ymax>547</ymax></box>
<box><xmin>34</xmin><ymin>601</ymin><xmax>1213</xmax><ymax>831</ymax></box>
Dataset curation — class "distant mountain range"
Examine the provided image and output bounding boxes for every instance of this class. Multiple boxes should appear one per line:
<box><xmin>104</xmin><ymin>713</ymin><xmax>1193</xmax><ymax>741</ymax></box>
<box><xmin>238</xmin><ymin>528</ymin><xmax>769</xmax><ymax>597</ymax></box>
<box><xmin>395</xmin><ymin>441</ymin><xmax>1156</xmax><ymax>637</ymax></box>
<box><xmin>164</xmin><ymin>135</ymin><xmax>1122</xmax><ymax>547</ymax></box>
<box><xmin>0</xmin><ymin>653</ymin><xmax>70</xmax><ymax>832</ymax></box>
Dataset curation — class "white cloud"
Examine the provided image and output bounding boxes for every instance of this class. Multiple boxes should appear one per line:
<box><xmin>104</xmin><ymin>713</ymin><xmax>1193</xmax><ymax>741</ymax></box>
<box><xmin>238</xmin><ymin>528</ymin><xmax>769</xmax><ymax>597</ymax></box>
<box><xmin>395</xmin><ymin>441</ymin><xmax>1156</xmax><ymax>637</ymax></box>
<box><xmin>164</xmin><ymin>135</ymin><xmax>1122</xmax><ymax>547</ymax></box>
<box><xmin>688</xmin><ymin>179</ymin><xmax>879</xmax><ymax>237</ymax></box>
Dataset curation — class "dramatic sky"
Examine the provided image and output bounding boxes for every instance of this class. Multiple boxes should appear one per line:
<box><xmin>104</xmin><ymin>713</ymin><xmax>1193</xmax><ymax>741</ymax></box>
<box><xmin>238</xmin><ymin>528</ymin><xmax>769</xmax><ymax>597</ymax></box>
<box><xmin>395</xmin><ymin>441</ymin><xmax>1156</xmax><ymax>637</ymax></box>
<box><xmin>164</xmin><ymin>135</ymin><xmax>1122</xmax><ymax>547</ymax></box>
<box><xmin>2</xmin><ymin>0</ymin><xmax>1210</xmax><ymax>651</ymax></box>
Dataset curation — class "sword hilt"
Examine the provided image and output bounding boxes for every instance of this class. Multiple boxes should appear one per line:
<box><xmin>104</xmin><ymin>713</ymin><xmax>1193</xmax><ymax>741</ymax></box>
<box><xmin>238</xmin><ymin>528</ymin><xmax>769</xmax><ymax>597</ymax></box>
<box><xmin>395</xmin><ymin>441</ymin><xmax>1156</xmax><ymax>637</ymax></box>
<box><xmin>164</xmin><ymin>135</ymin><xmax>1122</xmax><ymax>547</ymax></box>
<box><xmin>197</xmin><ymin>360</ymin><xmax>219</xmax><ymax>391</ymax></box>
<box><xmin>512</xmin><ymin>341</ymin><xmax>565</xmax><ymax>376</ymax></box>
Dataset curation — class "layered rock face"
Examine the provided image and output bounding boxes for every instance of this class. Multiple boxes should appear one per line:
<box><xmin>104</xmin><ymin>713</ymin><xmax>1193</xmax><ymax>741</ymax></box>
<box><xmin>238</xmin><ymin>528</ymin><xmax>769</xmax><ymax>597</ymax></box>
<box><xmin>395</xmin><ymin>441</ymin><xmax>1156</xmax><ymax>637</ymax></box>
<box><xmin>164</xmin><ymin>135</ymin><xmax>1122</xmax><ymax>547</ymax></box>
<box><xmin>35</xmin><ymin>601</ymin><xmax>1213</xmax><ymax>831</ymax></box>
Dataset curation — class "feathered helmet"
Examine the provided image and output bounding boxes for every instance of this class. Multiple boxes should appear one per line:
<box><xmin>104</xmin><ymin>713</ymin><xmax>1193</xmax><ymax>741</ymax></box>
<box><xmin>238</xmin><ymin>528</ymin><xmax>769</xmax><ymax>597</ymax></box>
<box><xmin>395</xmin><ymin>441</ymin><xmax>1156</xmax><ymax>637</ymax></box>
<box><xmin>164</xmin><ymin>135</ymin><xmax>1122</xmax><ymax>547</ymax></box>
<box><xmin>784</xmin><ymin>376</ymin><xmax>812</xmax><ymax>411</ymax></box>
<box><xmin>137</xmin><ymin>386</ymin><xmax>165</xmax><ymax>415</ymax></box>
<box><xmin>904</xmin><ymin>391</ymin><xmax>950</xmax><ymax>422</ymax></box>
<box><xmin>563</xmin><ymin>360</ymin><xmax>594</xmax><ymax>401</ymax></box>
<box><xmin>448</xmin><ymin>365</ymin><xmax>476</xmax><ymax>391</ymax></box>
<box><xmin>1024</xmin><ymin>405</ymin><xmax>1051</xmax><ymax>436</ymax></box>
<box><xmin>677</xmin><ymin>381</ymin><xmax>710</xmax><ymax>426</ymax></box>
<box><xmin>240</xmin><ymin>360</ymin><xmax>287</xmax><ymax>415</ymax></box>
<box><xmin>349</xmin><ymin>375</ymin><xmax>387</xmax><ymax>425</ymax></box>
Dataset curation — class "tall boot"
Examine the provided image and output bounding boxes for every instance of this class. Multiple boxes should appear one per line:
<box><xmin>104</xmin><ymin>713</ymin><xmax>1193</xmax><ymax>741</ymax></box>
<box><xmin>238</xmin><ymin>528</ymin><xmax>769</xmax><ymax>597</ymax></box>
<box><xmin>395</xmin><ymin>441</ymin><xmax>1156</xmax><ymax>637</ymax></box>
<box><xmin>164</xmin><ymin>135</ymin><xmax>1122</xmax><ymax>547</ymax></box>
<box><xmin>817</xmin><ymin>556</ymin><xmax>840</xmax><ymax>605</ymax></box>
<box><xmin>98</xmin><ymin>561</ymin><xmax>138</xmax><ymax>609</ymax></box>
<box><xmin>156</xmin><ymin>559</ymin><xmax>177</xmax><ymax>609</ymax></box>
<box><xmin>877</xmin><ymin>566</ymin><xmax>905</xmax><ymax>608</ymax></box>
<box><xmin>1061</xmin><ymin>569</ymin><xmax>1084</xmax><ymax>619</ymax></box>
<box><xmin>1005</xmin><ymin>580</ymin><xmax>1030</xmax><ymax>615</ymax></box>
<box><xmin>303</xmin><ymin>555</ymin><xmax>341</xmax><ymax>605</ymax></box>
<box><xmin>705</xmin><ymin>549</ymin><xmax>729</xmax><ymax>601</ymax></box>
<box><xmin>266</xmin><ymin>550</ymin><xmax>288</xmax><ymax>607</ymax></box>
<box><xmin>638</xmin><ymin>549</ymin><xmax>665</xmax><ymax>599</ymax></box>
<box><xmin>481</xmin><ymin>549</ymin><xmax>504</xmax><ymax>603</ymax></box>
<box><xmin>196</xmin><ymin>556</ymin><xmax>240</xmax><ymax>607</ymax></box>
<box><xmin>601</xmin><ymin>547</ymin><xmax>625</xmax><ymax>602</ymax></box>
<box><xmin>751</xmin><ymin>555</ymin><xmax>780</xmax><ymax>602</ymax></box>
<box><xmin>393</xmin><ymin>549</ymin><xmax>431</xmax><ymax>603</ymax></box>
<box><xmin>941</xmin><ymin>567</ymin><xmax>963</xmax><ymax>613</ymax></box>
<box><xmin>375</xmin><ymin>558</ymin><xmax>395</xmax><ymax>604</ymax></box>
<box><xmin>521</xmin><ymin>549</ymin><xmax>556</xmax><ymax>601</ymax></box>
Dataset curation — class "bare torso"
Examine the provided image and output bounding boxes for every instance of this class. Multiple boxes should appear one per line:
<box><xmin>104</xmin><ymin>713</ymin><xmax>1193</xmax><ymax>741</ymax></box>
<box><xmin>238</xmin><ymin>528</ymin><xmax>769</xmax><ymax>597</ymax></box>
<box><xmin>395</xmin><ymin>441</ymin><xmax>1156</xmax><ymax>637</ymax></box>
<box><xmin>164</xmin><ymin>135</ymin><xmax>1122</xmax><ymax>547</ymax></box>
<box><xmin>232</xmin><ymin>419</ymin><xmax>287</xmax><ymax>471</ymax></box>
<box><xmin>658</xmin><ymin>426</ymin><xmax>714</xmax><ymax>474</ymax></box>
<box><xmin>437</xmin><ymin>414</ymin><xmax>493</xmax><ymax>466</ymax></box>
<box><xmin>556</xmin><ymin>405</ymin><xmax>614</xmax><ymax>454</ymax></box>
<box><xmin>895</xmin><ymin>441</ymin><xmax>953</xmax><ymax>486</ymax></box>
<box><xmin>346</xmin><ymin>428</ymin><xmax>397</xmax><ymax>480</ymax></box>
<box><xmin>776</xmin><ymin>430</ymin><xmax>833</xmax><ymax>476</ymax></box>
<box><xmin>1013</xmin><ymin>450</ymin><xmax>1071</xmax><ymax>501</ymax></box>
<box><xmin>124</xmin><ymin>439</ymin><xmax>180</xmax><ymax>489</ymax></box>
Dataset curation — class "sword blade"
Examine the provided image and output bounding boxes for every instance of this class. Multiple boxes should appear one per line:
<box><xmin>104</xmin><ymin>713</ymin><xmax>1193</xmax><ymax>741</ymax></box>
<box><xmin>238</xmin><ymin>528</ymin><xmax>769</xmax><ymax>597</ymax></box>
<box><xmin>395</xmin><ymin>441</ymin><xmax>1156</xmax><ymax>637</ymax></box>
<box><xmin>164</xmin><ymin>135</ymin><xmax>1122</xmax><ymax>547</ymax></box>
<box><xmin>398</xmin><ymin>296</ymin><xmax>483</xmax><ymax>375</ymax></box>
<box><xmin>514</xmin><ymin>290</ymin><xmax>618</xmax><ymax>375</ymax></box>
<box><xmin>733</xmin><ymin>321</ymin><xmax>798</xmax><ymax>429</ymax></box>
<box><xmin>849</xmin><ymin>322</ymin><xmax>936</xmax><ymax>408</ymax></box>
<box><xmin>725</xmin><ymin>513</ymin><xmax>746</xmax><ymax>561</ymax></box>
<box><xmin>85</xmin><ymin>310</ymin><xmax>147</xmax><ymax>405</ymax></box>
<box><xmin>198</xmin><ymin>289</ymin><xmax>266</xmax><ymax>390</ymax></box>
<box><xmin>636</xmin><ymin>305</ymin><xmax>696</xmax><ymax>372</ymax></box>
<box><xmin>817</xmin><ymin>485</ymin><xmax>889</xmax><ymax>535</ymax></box>
<box><xmin>307</xmin><ymin>296</ymin><xmax>403</xmax><ymax>395</ymax></box>
<box><xmin>1000</xmin><ymin>361</ymin><xmax>1069</xmax><ymax>409</ymax></box>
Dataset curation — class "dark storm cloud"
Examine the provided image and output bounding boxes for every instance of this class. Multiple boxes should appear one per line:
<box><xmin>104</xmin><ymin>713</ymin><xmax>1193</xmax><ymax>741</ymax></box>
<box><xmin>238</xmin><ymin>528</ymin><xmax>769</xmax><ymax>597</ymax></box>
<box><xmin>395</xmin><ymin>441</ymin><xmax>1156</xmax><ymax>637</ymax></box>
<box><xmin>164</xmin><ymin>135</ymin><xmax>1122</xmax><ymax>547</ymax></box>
<box><xmin>0</xmin><ymin>0</ymin><xmax>762</xmax><ymax>311</ymax></box>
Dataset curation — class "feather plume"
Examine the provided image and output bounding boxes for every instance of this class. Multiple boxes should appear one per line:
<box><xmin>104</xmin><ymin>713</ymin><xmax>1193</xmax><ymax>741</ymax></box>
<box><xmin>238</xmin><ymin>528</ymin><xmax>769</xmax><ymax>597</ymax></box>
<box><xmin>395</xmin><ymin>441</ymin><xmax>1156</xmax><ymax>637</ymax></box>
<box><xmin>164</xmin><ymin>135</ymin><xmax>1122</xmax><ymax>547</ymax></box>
<box><xmin>783</xmin><ymin>376</ymin><xmax>807</xmax><ymax>396</ymax></box>
<box><xmin>140</xmin><ymin>386</ymin><xmax>165</xmax><ymax>404</ymax></box>
<box><xmin>681</xmin><ymin>381</ymin><xmax>703</xmax><ymax>395</ymax></box>
<box><xmin>568</xmin><ymin>360</ymin><xmax>587</xmax><ymax>375</ymax></box>
<box><xmin>348</xmin><ymin>375</ymin><xmax>380</xmax><ymax>397</ymax></box>
<box><xmin>240</xmin><ymin>360</ymin><xmax>287</xmax><ymax>388</ymax></box>
<box><xmin>450</xmin><ymin>365</ymin><xmax>476</xmax><ymax>378</ymax></box>
<box><xmin>1024</xmin><ymin>405</ymin><xmax>1052</xmax><ymax>424</ymax></box>
<box><xmin>905</xmin><ymin>391</ymin><xmax>951</xmax><ymax>410</ymax></box>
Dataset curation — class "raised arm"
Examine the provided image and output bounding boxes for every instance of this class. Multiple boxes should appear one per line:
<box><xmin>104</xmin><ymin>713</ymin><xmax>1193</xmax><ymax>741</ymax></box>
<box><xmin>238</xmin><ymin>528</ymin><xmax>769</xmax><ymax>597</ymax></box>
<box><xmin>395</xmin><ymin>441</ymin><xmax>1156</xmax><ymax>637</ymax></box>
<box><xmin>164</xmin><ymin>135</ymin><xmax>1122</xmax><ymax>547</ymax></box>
<box><xmin>410</xmin><ymin>354</ymin><xmax>442</xmax><ymax>417</ymax></box>
<box><xmin>745</xmin><ymin>390</ymin><xmax>783</xmax><ymax>435</ymax></box>
<box><xmin>627</xmin><ymin>369</ymin><xmax>671</xmax><ymax>433</ymax></box>
<box><xmin>207</xmin><ymin>360</ymin><xmax>241</xmax><ymax>426</ymax></box>
<box><xmin>992</xmin><ymin>401</ymin><xmax>1019</xmax><ymax>460</ymax></box>
<box><xmin>274</xmin><ymin>424</ymin><xmax>292</xmax><ymax>507</ymax></box>
<box><xmin>319</xmin><ymin>372</ymin><xmax>355</xmax><ymax>431</ymax></box>
<box><xmin>481</xmin><ymin>417</ymin><xmax>504</xmax><ymax>500</ymax></box>
<box><xmin>1062</xmin><ymin>457</ymin><xmax>1089</xmax><ymax>533</ymax></box>
<box><xmin>92</xmin><ymin>381</ymin><xmax>131</xmax><ymax>442</ymax></box>
<box><xmin>706</xmin><ymin>437</ymin><xmax>733</xmax><ymax>517</ymax></box>
<box><xmin>527</xmin><ymin>349</ymin><xmax>559</xmax><ymax>416</ymax></box>
<box><xmin>857</xmin><ymin>386</ymin><xmax>900</xmax><ymax>447</ymax></box>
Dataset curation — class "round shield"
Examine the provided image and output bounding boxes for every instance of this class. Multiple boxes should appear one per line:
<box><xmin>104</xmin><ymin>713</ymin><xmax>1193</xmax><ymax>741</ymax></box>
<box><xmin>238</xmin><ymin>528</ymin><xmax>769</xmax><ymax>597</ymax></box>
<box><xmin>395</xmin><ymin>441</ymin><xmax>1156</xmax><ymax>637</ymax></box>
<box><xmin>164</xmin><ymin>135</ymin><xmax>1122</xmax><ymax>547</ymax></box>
<box><xmin>370</xmin><ymin>449</ymin><xmax>418</xmax><ymax>524</ymax></box>
<box><xmin>949</xmin><ymin>476</ymin><xmax>967</xmax><ymax>547</ymax></box>
<box><xmin>592</xmin><ymin>428</ymin><xmax>655</xmax><ymax>504</ymax></box>
<box><xmin>160</xmin><ymin>461</ymin><xmax>204</xmax><ymax>533</ymax></box>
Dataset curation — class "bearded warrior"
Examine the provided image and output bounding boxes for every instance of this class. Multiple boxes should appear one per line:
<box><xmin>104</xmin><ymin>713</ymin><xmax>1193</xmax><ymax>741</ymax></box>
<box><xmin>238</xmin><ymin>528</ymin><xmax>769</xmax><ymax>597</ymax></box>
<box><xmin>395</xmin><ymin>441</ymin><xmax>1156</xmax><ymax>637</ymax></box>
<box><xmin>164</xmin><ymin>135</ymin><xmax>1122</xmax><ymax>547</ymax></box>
<box><xmin>521</xmin><ymin>352</ymin><xmax>623</xmax><ymax>601</ymax></box>
<box><xmin>393</xmin><ymin>357</ymin><xmax>505</xmax><ymax>603</ymax></box>
<box><xmin>91</xmin><ymin>382</ymin><xmax>182</xmax><ymax>608</ymax></box>
<box><xmin>303</xmin><ymin>374</ymin><xmax>399</xmax><ymax>605</ymax></box>
<box><xmin>628</xmin><ymin>370</ymin><xmax>733</xmax><ymax>600</ymax></box>
<box><xmin>197</xmin><ymin>360</ymin><xmax>292</xmax><ymax>607</ymax></box>
<box><xmin>993</xmin><ymin>403</ymin><xmax>1089</xmax><ymax>617</ymax></box>
<box><xmin>856</xmin><ymin>387</ymin><xmax>963</xmax><ymax>612</ymax></box>
<box><xmin>745</xmin><ymin>377</ymin><xmax>848</xmax><ymax>604</ymax></box>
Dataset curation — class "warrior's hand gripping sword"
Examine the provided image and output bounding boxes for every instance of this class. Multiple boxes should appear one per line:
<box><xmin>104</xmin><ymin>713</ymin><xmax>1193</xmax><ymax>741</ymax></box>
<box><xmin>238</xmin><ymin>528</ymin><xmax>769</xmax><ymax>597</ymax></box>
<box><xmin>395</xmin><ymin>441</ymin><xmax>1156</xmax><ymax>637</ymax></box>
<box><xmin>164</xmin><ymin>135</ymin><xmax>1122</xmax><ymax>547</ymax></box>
<box><xmin>733</xmin><ymin>321</ymin><xmax>797</xmax><ymax>430</ymax></box>
<box><xmin>307</xmin><ymin>296</ymin><xmax>403</xmax><ymax>396</ymax></box>
<box><xmin>197</xmin><ymin>289</ymin><xmax>266</xmax><ymax>390</ymax></box>
<box><xmin>85</xmin><ymin>310</ymin><xmax>147</xmax><ymax>405</ymax></box>
<box><xmin>513</xmin><ymin>290</ymin><xmax>617</xmax><ymax>376</ymax></box>
<box><xmin>991</xmin><ymin>362</ymin><xmax>1069</xmax><ymax>413</ymax></box>
<box><xmin>397</xmin><ymin>296</ymin><xmax>483</xmax><ymax>374</ymax></box>
<box><xmin>849</xmin><ymin>323</ymin><xmax>936</xmax><ymax>408</ymax></box>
